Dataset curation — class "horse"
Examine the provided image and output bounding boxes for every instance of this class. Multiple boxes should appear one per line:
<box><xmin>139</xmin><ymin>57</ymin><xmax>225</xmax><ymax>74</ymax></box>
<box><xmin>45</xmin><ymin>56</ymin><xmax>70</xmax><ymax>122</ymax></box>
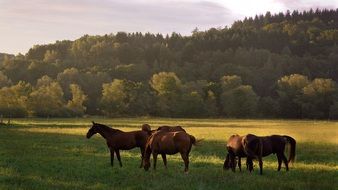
<box><xmin>156</xmin><ymin>125</ymin><xmax>186</xmax><ymax>132</ymax></box>
<box><xmin>242</xmin><ymin>134</ymin><xmax>296</xmax><ymax>175</ymax></box>
<box><xmin>143</xmin><ymin>131</ymin><xmax>198</xmax><ymax>173</ymax></box>
<box><xmin>86</xmin><ymin>122</ymin><xmax>151</xmax><ymax>168</ymax></box>
<box><xmin>223</xmin><ymin>134</ymin><xmax>253</xmax><ymax>172</ymax></box>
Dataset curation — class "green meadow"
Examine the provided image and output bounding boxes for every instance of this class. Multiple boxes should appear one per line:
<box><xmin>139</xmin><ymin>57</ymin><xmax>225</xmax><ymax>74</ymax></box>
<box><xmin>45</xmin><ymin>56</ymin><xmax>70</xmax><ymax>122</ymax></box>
<box><xmin>0</xmin><ymin>118</ymin><xmax>337</xmax><ymax>190</ymax></box>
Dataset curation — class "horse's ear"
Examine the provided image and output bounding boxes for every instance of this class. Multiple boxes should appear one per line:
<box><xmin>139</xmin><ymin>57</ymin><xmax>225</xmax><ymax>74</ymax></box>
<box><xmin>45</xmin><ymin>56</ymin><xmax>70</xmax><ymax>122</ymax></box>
<box><xmin>92</xmin><ymin>121</ymin><xmax>95</xmax><ymax>125</ymax></box>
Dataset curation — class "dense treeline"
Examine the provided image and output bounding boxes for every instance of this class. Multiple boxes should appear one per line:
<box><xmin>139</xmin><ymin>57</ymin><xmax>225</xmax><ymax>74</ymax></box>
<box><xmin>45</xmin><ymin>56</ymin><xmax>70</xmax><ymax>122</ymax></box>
<box><xmin>1</xmin><ymin>9</ymin><xmax>338</xmax><ymax>119</ymax></box>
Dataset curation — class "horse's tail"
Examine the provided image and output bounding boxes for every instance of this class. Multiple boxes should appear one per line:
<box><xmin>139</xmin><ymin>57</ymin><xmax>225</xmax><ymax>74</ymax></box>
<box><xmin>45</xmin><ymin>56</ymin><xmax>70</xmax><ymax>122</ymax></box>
<box><xmin>142</xmin><ymin>124</ymin><xmax>152</xmax><ymax>135</ymax></box>
<box><xmin>284</xmin><ymin>135</ymin><xmax>296</xmax><ymax>163</ymax></box>
<box><xmin>189</xmin><ymin>135</ymin><xmax>203</xmax><ymax>146</ymax></box>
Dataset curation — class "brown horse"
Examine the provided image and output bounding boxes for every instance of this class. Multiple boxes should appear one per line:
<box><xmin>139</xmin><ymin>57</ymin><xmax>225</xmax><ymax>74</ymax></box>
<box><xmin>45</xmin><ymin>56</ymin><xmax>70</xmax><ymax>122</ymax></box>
<box><xmin>242</xmin><ymin>134</ymin><xmax>296</xmax><ymax>175</ymax></box>
<box><xmin>223</xmin><ymin>134</ymin><xmax>253</xmax><ymax>172</ymax></box>
<box><xmin>143</xmin><ymin>131</ymin><xmax>197</xmax><ymax>173</ymax></box>
<box><xmin>157</xmin><ymin>125</ymin><xmax>186</xmax><ymax>132</ymax></box>
<box><xmin>86</xmin><ymin>122</ymin><xmax>151</xmax><ymax>168</ymax></box>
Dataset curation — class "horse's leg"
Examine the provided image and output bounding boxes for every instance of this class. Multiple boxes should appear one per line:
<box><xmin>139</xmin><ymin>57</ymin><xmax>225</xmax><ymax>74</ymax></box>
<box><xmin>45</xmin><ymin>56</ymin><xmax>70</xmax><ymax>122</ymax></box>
<box><xmin>282</xmin><ymin>153</ymin><xmax>289</xmax><ymax>171</ymax></box>
<box><xmin>161</xmin><ymin>154</ymin><xmax>167</xmax><ymax>169</ymax></box>
<box><xmin>258</xmin><ymin>139</ymin><xmax>263</xmax><ymax>175</ymax></box>
<box><xmin>247</xmin><ymin>157</ymin><xmax>253</xmax><ymax>172</ymax></box>
<box><xmin>180</xmin><ymin>152</ymin><xmax>189</xmax><ymax>173</ymax></box>
<box><xmin>230</xmin><ymin>153</ymin><xmax>236</xmax><ymax>172</ymax></box>
<box><xmin>223</xmin><ymin>154</ymin><xmax>230</xmax><ymax>170</ymax></box>
<box><xmin>277</xmin><ymin>153</ymin><xmax>282</xmax><ymax>171</ymax></box>
<box><xmin>153</xmin><ymin>153</ymin><xmax>158</xmax><ymax>170</ymax></box>
<box><xmin>238</xmin><ymin>156</ymin><xmax>242</xmax><ymax>171</ymax></box>
<box><xmin>115</xmin><ymin>149</ymin><xmax>122</xmax><ymax>167</ymax></box>
<box><xmin>110</xmin><ymin>148</ymin><xmax>114</xmax><ymax>167</ymax></box>
<box><xmin>139</xmin><ymin>147</ymin><xmax>144</xmax><ymax>168</ymax></box>
<box><xmin>258</xmin><ymin>156</ymin><xmax>263</xmax><ymax>175</ymax></box>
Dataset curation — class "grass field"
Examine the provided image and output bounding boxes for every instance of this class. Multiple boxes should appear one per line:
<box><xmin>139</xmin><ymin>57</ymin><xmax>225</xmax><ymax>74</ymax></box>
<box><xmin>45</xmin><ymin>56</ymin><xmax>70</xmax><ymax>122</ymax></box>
<box><xmin>0</xmin><ymin>118</ymin><xmax>337</xmax><ymax>190</ymax></box>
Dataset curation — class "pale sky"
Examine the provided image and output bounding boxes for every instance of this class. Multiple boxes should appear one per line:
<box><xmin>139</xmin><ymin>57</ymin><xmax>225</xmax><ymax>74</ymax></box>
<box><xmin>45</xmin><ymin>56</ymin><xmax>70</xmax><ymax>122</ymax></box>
<box><xmin>0</xmin><ymin>0</ymin><xmax>337</xmax><ymax>54</ymax></box>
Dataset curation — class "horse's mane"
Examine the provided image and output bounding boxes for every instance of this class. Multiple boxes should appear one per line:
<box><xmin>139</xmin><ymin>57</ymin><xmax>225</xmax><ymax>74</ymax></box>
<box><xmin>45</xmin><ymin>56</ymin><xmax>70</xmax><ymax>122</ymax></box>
<box><xmin>95</xmin><ymin>123</ymin><xmax>122</xmax><ymax>134</ymax></box>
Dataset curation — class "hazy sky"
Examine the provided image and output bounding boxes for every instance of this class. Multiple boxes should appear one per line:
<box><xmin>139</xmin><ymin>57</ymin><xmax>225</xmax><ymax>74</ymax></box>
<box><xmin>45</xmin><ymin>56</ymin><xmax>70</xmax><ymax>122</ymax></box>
<box><xmin>0</xmin><ymin>0</ymin><xmax>337</xmax><ymax>54</ymax></box>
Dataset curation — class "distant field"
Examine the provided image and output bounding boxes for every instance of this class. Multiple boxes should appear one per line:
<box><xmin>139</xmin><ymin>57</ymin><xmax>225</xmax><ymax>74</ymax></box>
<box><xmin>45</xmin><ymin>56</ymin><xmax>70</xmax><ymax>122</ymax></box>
<box><xmin>0</xmin><ymin>118</ymin><xmax>337</xmax><ymax>190</ymax></box>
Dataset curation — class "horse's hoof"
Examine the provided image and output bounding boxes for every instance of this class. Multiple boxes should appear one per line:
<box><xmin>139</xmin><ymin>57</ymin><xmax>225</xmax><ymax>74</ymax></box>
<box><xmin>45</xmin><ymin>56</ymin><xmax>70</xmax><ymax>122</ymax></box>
<box><xmin>184</xmin><ymin>171</ymin><xmax>189</xmax><ymax>174</ymax></box>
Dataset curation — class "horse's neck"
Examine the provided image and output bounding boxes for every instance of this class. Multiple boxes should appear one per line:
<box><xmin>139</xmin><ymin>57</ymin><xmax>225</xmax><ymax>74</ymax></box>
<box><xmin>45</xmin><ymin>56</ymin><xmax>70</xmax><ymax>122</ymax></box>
<box><xmin>97</xmin><ymin>125</ymin><xmax>119</xmax><ymax>139</ymax></box>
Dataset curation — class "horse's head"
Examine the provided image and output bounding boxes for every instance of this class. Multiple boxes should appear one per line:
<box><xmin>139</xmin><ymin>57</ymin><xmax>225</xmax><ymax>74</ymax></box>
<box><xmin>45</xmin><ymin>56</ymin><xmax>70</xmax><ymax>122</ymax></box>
<box><xmin>143</xmin><ymin>140</ymin><xmax>152</xmax><ymax>171</ymax></box>
<box><xmin>223</xmin><ymin>153</ymin><xmax>231</xmax><ymax>170</ymax></box>
<box><xmin>86</xmin><ymin>121</ymin><xmax>99</xmax><ymax>139</ymax></box>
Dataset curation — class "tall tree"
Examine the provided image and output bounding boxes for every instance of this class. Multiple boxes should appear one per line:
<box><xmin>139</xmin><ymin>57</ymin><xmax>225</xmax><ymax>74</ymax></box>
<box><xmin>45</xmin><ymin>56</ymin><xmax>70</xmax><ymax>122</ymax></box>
<box><xmin>66</xmin><ymin>84</ymin><xmax>87</xmax><ymax>116</ymax></box>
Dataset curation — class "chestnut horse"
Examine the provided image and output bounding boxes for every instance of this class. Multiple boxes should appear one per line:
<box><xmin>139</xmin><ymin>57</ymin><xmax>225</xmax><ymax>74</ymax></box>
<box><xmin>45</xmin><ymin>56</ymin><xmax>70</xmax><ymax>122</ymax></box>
<box><xmin>242</xmin><ymin>134</ymin><xmax>296</xmax><ymax>175</ymax></box>
<box><xmin>86</xmin><ymin>122</ymin><xmax>151</xmax><ymax>168</ymax></box>
<box><xmin>223</xmin><ymin>134</ymin><xmax>253</xmax><ymax>172</ymax></box>
<box><xmin>143</xmin><ymin>131</ymin><xmax>197</xmax><ymax>173</ymax></box>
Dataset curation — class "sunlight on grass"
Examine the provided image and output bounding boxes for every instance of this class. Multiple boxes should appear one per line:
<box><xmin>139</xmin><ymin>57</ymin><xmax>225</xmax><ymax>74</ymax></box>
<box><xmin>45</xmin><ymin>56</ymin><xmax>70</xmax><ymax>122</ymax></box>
<box><xmin>1</xmin><ymin>118</ymin><xmax>337</xmax><ymax>190</ymax></box>
<box><xmin>14</xmin><ymin>119</ymin><xmax>338</xmax><ymax>144</ymax></box>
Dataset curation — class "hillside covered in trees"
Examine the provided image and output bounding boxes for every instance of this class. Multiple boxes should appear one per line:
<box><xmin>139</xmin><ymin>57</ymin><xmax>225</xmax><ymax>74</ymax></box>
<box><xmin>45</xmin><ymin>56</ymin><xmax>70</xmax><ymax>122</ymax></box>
<box><xmin>1</xmin><ymin>9</ymin><xmax>338</xmax><ymax>119</ymax></box>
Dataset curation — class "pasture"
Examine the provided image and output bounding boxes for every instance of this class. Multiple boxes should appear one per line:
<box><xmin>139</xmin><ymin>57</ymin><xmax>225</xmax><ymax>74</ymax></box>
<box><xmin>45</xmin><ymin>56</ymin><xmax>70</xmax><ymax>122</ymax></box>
<box><xmin>0</xmin><ymin>118</ymin><xmax>337</xmax><ymax>190</ymax></box>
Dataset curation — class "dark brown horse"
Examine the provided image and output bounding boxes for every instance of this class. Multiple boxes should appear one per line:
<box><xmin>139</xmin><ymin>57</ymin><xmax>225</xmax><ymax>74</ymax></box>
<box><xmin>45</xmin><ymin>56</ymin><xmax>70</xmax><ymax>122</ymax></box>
<box><xmin>143</xmin><ymin>131</ymin><xmax>197</xmax><ymax>173</ymax></box>
<box><xmin>86</xmin><ymin>122</ymin><xmax>151</xmax><ymax>168</ymax></box>
<box><xmin>223</xmin><ymin>134</ymin><xmax>253</xmax><ymax>172</ymax></box>
<box><xmin>242</xmin><ymin>134</ymin><xmax>296</xmax><ymax>175</ymax></box>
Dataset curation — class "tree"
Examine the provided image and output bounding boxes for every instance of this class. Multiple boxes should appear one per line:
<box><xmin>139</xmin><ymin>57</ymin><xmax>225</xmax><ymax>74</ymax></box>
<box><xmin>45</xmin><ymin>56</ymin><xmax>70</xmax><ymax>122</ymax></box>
<box><xmin>66</xmin><ymin>84</ymin><xmax>87</xmax><ymax>116</ymax></box>
<box><xmin>150</xmin><ymin>72</ymin><xmax>182</xmax><ymax>116</ymax></box>
<box><xmin>221</xmin><ymin>85</ymin><xmax>258</xmax><ymax>117</ymax></box>
<box><xmin>174</xmin><ymin>91</ymin><xmax>205</xmax><ymax>117</ymax></box>
<box><xmin>100</xmin><ymin>79</ymin><xmax>152</xmax><ymax>116</ymax></box>
<box><xmin>0</xmin><ymin>81</ymin><xmax>31</xmax><ymax>117</ymax></box>
<box><xmin>301</xmin><ymin>78</ymin><xmax>337</xmax><ymax>118</ymax></box>
<box><xmin>1</xmin><ymin>9</ymin><xmax>338</xmax><ymax>118</ymax></box>
<box><xmin>277</xmin><ymin>74</ymin><xmax>310</xmax><ymax>118</ymax></box>
<box><xmin>220</xmin><ymin>75</ymin><xmax>242</xmax><ymax>91</ymax></box>
<box><xmin>204</xmin><ymin>90</ymin><xmax>218</xmax><ymax>116</ymax></box>
<box><xmin>101</xmin><ymin>79</ymin><xmax>128</xmax><ymax>115</ymax></box>
<box><xmin>329</xmin><ymin>101</ymin><xmax>338</xmax><ymax>119</ymax></box>
<box><xmin>28</xmin><ymin>78</ymin><xmax>66</xmax><ymax>117</ymax></box>
<box><xmin>150</xmin><ymin>72</ymin><xmax>182</xmax><ymax>95</ymax></box>
<box><xmin>43</xmin><ymin>50</ymin><xmax>59</xmax><ymax>63</ymax></box>
<box><xmin>57</xmin><ymin>68</ymin><xmax>81</xmax><ymax>100</ymax></box>
<box><xmin>0</xmin><ymin>71</ymin><xmax>11</xmax><ymax>88</ymax></box>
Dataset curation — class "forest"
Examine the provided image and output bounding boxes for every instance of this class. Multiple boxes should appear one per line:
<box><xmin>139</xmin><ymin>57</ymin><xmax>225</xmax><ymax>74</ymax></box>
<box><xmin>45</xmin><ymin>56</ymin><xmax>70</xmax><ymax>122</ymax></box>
<box><xmin>0</xmin><ymin>9</ymin><xmax>337</xmax><ymax>119</ymax></box>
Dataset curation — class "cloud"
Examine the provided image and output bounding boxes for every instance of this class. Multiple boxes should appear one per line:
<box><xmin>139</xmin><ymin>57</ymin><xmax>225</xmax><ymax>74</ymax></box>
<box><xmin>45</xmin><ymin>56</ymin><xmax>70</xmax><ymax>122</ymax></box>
<box><xmin>1</xmin><ymin>0</ymin><xmax>336</xmax><ymax>54</ymax></box>
<box><xmin>1</xmin><ymin>0</ymin><xmax>232</xmax><ymax>33</ymax></box>
<box><xmin>273</xmin><ymin>0</ymin><xmax>338</xmax><ymax>11</ymax></box>
<box><xmin>0</xmin><ymin>0</ymin><xmax>234</xmax><ymax>54</ymax></box>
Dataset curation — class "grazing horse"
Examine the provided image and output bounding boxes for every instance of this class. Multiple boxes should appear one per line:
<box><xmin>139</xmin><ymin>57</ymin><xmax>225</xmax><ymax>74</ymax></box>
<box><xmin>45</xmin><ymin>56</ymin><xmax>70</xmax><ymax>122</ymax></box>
<box><xmin>143</xmin><ymin>131</ymin><xmax>198</xmax><ymax>173</ymax></box>
<box><xmin>242</xmin><ymin>134</ymin><xmax>296</xmax><ymax>175</ymax></box>
<box><xmin>86</xmin><ymin>122</ymin><xmax>151</xmax><ymax>168</ymax></box>
<box><xmin>223</xmin><ymin>134</ymin><xmax>253</xmax><ymax>172</ymax></box>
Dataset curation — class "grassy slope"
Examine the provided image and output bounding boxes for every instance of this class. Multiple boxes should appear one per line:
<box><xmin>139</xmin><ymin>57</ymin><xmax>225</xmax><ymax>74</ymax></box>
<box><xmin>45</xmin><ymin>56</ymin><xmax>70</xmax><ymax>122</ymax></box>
<box><xmin>0</xmin><ymin>118</ymin><xmax>337</xmax><ymax>190</ymax></box>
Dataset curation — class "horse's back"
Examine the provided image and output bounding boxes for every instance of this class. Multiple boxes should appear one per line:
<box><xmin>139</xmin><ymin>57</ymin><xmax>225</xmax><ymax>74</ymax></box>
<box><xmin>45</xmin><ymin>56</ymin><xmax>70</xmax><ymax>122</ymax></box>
<box><xmin>268</xmin><ymin>135</ymin><xmax>287</xmax><ymax>153</ymax></box>
<box><xmin>109</xmin><ymin>130</ymin><xmax>147</xmax><ymax>150</ymax></box>
<box><xmin>151</xmin><ymin>131</ymin><xmax>191</xmax><ymax>154</ymax></box>
<box><xmin>157</xmin><ymin>126</ymin><xmax>186</xmax><ymax>132</ymax></box>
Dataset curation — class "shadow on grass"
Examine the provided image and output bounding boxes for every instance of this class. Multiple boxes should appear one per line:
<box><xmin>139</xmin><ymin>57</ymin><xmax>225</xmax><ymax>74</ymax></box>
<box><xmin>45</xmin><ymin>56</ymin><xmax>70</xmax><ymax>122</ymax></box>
<box><xmin>0</xmin><ymin>128</ymin><xmax>337</xmax><ymax>190</ymax></box>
